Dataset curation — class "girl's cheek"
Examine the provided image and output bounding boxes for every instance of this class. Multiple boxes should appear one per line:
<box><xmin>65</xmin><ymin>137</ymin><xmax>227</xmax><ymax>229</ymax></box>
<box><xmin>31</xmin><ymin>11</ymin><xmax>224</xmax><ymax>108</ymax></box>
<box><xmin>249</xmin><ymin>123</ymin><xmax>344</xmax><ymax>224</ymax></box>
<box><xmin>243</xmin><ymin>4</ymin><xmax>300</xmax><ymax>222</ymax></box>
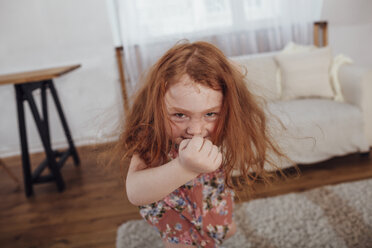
<box><xmin>171</xmin><ymin>122</ymin><xmax>186</xmax><ymax>133</ymax></box>
<box><xmin>167</xmin><ymin>127</ymin><xmax>183</xmax><ymax>145</ymax></box>
<box><xmin>166</xmin><ymin>120</ymin><xmax>181</xmax><ymax>133</ymax></box>
<box><xmin>209</xmin><ymin>123</ymin><xmax>219</xmax><ymax>142</ymax></box>
<box><xmin>208</xmin><ymin>122</ymin><xmax>218</xmax><ymax>133</ymax></box>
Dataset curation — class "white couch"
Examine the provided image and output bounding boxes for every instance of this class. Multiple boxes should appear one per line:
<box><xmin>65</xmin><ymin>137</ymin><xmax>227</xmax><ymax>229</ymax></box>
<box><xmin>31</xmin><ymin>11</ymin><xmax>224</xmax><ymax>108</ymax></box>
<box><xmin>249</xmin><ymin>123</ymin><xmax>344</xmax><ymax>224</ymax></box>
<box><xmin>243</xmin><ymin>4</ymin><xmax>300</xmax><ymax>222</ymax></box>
<box><xmin>230</xmin><ymin>49</ymin><xmax>371</xmax><ymax>169</ymax></box>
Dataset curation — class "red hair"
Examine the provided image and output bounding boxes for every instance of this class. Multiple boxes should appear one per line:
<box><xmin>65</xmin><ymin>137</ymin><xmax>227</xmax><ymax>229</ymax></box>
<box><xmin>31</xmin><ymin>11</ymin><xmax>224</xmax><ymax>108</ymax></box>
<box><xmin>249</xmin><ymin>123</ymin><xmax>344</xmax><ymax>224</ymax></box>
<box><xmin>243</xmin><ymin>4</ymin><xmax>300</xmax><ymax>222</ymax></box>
<box><xmin>116</xmin><ymin>41</ymin><xmax>285</xmax><ymax>192</ymax></box>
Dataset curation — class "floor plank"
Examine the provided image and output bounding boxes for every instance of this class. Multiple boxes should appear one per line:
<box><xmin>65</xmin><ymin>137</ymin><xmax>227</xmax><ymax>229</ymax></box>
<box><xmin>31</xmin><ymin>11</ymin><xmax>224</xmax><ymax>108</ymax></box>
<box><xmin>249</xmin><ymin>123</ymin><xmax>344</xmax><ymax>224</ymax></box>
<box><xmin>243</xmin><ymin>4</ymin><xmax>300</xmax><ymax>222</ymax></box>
<box><xmin>0</xmin><ymin>145</ymin><xmax>371</xmax><ymax>247</ymax></box>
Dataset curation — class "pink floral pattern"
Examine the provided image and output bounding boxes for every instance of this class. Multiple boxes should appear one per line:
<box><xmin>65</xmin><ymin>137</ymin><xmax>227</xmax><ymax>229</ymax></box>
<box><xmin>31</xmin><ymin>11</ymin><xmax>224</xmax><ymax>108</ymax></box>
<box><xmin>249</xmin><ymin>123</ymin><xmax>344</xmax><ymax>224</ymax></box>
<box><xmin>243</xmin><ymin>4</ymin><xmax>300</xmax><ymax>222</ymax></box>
<box><xmin>139</xmin><ymin>168</ymin><xmax>235</xmax><ymax>247</ymax></box>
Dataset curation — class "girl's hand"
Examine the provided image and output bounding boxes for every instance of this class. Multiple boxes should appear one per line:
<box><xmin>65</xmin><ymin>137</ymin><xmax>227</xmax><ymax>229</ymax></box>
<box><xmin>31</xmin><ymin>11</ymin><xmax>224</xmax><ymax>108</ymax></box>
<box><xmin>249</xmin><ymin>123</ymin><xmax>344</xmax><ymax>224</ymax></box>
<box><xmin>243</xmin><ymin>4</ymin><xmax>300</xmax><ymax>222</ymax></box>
<box><xmin>177</xmin><ymin>135</ymin><xmax>222</xmax><ymax>174</ymax></box>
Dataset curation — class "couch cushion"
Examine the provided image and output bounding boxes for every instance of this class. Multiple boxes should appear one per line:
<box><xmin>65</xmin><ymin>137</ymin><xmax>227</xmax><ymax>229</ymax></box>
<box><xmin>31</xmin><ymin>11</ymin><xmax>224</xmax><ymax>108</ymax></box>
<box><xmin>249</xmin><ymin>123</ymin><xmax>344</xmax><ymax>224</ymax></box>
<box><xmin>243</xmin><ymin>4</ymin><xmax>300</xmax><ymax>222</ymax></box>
<box><xmin>274</xmin><ymin>47</ymin><xmax>334</xmax><ymax>101</ymax></box>
<box><xmin>230</xmin><ymin>52</ymin><xmax>280</xmax><ymax>101</ymax></box>
<box><xmin>266</xmin><ymin>99</ymin><xmax>369</xmax><ymax>168</ymax></box>
<box><xmin>279</xmin><ymin>42</ymin><xmax>349</xmax><ymax>102</ymax></box>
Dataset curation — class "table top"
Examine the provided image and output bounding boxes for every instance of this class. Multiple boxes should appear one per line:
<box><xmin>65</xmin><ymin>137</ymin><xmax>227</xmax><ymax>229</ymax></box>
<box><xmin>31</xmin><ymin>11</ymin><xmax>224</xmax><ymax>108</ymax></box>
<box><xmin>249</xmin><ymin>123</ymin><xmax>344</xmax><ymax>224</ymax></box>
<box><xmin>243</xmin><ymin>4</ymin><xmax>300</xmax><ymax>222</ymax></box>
<box><xmin>0</xmin><ymin>64</ymin><xmax>81</xmax><ymax>86</ymax></box>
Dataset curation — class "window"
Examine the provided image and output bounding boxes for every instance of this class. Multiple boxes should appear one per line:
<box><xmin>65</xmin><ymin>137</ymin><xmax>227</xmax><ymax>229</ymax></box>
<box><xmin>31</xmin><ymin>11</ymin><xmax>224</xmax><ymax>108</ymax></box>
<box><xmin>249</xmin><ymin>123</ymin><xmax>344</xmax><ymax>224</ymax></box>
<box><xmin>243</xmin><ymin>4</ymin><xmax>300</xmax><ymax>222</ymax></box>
<box><xmin>243</xmin><ymin>0</ymin><xmax>280</xmax><ymax>21</ymax></box>
<box><xmin>112</xmin><ymin>0</ymin><xmax>323</xmax><ymax>86</ymax></box>
<box><xmin>133</xmin><ymin>0</ymin><xmax>280</xmax><ymax>38</ymax></box>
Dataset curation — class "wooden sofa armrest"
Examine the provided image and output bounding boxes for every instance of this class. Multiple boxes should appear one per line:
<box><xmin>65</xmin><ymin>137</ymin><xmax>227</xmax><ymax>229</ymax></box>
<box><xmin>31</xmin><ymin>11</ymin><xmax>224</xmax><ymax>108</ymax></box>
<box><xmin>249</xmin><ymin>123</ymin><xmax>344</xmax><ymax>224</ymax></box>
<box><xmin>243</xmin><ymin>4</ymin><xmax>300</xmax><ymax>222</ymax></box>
<box><xmin>339</xmin><ymin>65</ymin><xmax>372</xmax><ymax>146</ymax></box>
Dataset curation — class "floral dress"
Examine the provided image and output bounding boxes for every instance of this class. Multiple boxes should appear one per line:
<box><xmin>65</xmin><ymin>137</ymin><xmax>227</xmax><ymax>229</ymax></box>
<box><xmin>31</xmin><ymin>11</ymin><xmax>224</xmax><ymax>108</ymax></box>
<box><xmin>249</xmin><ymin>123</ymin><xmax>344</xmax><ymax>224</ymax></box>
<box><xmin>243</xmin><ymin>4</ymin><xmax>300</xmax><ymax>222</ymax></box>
<box><xmin>138</xmin><ymin>166</ymin><xmax>235</xmax><ymax>247</ymax></box>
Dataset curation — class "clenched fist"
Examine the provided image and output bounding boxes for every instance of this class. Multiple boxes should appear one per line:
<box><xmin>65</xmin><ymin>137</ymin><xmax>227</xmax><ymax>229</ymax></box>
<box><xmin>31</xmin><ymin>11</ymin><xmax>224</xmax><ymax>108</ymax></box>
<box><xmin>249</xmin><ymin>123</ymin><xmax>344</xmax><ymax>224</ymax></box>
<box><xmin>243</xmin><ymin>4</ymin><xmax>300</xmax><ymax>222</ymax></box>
<box><xmin>176</xmin><ymin>136</ymin><xmax>222</xmax><ymax>174</ymax></box>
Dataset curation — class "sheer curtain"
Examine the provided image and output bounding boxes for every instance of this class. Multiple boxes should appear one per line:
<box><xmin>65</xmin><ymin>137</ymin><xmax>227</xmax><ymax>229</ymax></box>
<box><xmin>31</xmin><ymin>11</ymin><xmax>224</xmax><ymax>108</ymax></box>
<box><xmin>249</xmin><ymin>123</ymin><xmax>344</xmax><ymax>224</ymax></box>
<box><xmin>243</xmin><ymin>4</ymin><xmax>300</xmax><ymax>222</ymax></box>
<box><xmin>114</xmin><ymin>0</ymin><xmax>323</xmax><ymax>90</ymax></box>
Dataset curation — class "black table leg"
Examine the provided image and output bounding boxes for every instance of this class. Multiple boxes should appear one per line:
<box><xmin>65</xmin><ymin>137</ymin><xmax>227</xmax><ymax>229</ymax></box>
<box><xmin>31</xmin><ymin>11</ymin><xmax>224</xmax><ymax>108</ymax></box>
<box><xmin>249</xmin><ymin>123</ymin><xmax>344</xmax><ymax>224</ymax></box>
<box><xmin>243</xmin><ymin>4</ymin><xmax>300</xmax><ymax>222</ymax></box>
<box><xmin>15</xmin><ymin>85</ymin><xmax>33</xmax><ymax>197</ymax></box>
<box><xmin>14</xmin><ymin>80</ymin><xmax>80</xmax><ymax>197</ymax></box>
<box><xmin>49</xmin><ymin>81</ymin><xmax>80</xmax><ymax>166</ymax></box>
<box><xmin>23</xmin><ymin>84</ymin><xmax>65</xmax><ymax>192</ymax></box>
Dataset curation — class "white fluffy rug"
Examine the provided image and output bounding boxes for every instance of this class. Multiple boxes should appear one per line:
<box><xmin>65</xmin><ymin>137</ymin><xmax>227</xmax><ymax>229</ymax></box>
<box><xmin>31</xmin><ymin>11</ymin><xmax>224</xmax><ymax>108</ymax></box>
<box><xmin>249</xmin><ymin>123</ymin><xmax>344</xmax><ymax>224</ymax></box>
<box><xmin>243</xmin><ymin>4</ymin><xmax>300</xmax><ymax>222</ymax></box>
<box><xmin>116</xmin><ymin>179</ymin><xmax>372</xmax><ymax>248</ymax></box>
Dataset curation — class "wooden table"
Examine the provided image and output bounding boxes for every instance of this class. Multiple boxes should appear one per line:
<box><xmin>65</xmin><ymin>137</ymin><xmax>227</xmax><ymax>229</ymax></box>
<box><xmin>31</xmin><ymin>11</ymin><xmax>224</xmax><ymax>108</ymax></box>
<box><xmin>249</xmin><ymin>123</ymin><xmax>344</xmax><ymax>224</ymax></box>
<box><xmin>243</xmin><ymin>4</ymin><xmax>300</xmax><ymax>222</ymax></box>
<box><xmin>0</xmin><ymin>65</ymin><xmax>81</xmax><ymax>197</ymax></box>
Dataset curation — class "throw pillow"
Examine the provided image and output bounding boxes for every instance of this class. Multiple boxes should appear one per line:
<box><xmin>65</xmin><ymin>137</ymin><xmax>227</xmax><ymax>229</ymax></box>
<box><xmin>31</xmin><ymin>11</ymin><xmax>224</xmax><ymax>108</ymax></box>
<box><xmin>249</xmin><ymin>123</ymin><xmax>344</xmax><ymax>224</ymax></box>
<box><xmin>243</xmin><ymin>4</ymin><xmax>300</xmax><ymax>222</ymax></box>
<box><xmin>274</xmin><ymin>47</ymin><xmax>334</xmax><ymax>101</ymax></box>
<box><xmin>279</xmin><ymin>42</ymin><xmax>349</xmax><ymax>102</ymax></box>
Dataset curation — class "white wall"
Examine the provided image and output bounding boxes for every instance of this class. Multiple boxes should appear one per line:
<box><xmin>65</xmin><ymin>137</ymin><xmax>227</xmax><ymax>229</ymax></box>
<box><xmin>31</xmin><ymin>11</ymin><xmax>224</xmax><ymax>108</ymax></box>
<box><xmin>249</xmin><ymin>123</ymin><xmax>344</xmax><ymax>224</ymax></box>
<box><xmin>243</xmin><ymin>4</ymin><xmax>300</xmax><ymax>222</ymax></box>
<box><xmin>0</xmin><ymin>0</ymin><xmax>123</xmax><ymax>157</ymax></box>
<box><xmin>321</xmin><ymin>0</ymin><xmax>372</xmax><ymax>68</ymax></box>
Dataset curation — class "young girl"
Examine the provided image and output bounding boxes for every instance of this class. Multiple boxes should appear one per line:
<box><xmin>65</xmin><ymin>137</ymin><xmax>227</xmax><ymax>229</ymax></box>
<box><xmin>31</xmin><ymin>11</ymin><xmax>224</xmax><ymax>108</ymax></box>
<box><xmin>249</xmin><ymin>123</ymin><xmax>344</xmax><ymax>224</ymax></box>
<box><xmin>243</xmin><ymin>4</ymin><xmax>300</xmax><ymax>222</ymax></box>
<box><xmin>118</xmin><ymin>41</ymin><xmax>283</xmax><ymax>247</ymax></box>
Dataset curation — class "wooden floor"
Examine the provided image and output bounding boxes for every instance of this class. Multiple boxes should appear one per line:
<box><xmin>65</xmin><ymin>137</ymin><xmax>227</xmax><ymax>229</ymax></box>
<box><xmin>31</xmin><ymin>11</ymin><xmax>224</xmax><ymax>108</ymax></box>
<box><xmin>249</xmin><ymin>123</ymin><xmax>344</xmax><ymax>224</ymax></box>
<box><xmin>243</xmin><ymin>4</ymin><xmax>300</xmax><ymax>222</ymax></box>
<box><xmin>0</xmin><ymin>145</ymin><xmax>371</xmax><ymax>248</ymax></box>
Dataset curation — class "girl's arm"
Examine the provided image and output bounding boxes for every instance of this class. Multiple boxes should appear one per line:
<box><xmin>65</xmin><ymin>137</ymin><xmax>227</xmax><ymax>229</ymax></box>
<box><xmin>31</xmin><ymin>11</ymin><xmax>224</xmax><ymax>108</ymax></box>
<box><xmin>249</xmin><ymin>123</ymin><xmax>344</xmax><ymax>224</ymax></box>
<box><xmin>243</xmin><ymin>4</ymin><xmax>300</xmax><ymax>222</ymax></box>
<box><xmin>126</xmin><ymin>154</ymin><xmax>198</xmax><ymax>206</ymax></box>
<box><xmin>126</xmin><ymin>136</ymin><xmax>222</xmax><ymax>206</ymax></box>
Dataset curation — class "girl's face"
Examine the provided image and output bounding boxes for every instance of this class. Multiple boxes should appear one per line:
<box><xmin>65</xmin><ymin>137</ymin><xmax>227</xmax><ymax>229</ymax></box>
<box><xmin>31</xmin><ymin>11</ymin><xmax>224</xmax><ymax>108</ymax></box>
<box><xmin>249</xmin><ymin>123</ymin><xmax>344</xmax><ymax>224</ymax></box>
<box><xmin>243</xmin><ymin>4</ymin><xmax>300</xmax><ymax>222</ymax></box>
<box><xmin>164</xmin><ymin>75</ymin><xmax>223</xmax><ymax>147</ymax></box>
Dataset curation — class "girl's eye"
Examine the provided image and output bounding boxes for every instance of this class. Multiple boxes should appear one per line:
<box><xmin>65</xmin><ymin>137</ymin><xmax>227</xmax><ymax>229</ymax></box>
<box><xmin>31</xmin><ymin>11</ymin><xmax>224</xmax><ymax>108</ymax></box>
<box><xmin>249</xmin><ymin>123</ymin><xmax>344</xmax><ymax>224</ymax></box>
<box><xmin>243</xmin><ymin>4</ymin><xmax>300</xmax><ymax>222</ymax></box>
<box><xmin>174</xmin><ymin>113</ymin><xmax>186</xmax><ymax>118</ymax></box>
<box><xmin>169</xmin><ymin>113</ymin><xmax>188</xmax><ymax>122</ymax></box>
<box><xmin>206</xmin><ymin>112</ymin><xmax>218</xmax><ymax>117</ymax></box>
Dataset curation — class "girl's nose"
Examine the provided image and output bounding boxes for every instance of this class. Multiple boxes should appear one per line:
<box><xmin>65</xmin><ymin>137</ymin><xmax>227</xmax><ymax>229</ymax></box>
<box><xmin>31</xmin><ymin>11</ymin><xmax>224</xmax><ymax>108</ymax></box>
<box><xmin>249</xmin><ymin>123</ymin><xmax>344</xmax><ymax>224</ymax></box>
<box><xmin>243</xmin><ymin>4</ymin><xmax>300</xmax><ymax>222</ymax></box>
<box><xmin>186</xmin><ymin>120</ymin><xmax>204</xmax><ymax>136</ymax></box>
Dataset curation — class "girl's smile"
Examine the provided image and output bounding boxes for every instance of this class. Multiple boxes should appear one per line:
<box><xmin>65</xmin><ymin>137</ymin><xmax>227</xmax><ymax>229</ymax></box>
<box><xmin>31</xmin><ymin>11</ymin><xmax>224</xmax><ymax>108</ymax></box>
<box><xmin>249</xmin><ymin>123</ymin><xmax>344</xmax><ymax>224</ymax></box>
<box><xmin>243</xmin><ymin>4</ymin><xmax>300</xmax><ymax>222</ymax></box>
<box><xmin>164</xmin><ymin>75</ymin><xmax>223</xmax><ymax>146</ymax></box>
